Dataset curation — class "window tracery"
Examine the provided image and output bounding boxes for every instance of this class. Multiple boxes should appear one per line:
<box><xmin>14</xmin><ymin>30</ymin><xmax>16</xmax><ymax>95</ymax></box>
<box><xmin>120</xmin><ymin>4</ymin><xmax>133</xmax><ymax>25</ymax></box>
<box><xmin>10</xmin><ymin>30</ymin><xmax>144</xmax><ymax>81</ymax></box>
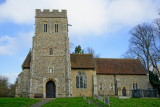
<box><xmin>76</xmin><ymin>71</ymin><xmax>87</xmax><ymax>89</ymax></box>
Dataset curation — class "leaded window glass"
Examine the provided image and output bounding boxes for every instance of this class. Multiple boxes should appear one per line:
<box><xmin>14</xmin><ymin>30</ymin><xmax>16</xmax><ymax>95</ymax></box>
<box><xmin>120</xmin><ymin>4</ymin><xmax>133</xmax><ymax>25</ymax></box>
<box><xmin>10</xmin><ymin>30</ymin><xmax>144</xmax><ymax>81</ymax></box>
<box><xmin>84</xmin><ymin>76</ymin><xmax>87</xmax><ymax>89</ymax></box>
<box><xmin>76</xmin><ymin>71</ymin><xmax>87</xmax><ymax>89</ymax></box>
<box><xmin>133</xmin><ymin>83</ymin><xmax>135</xmax><ymax>89</ymax></box>
<box><xmin>76</xmin><ymin>76</ymin><xmax>79</xmax><ymax>88</ymax></box>
<box><xmin>80</xmin><ymin>76</ymin><xmax>83</xmax><ymax>88</ymax></box>
<box><xmin>136</xmin><ymin>83</ymin><xmax>138</xmax><ymax>89</ymax></box>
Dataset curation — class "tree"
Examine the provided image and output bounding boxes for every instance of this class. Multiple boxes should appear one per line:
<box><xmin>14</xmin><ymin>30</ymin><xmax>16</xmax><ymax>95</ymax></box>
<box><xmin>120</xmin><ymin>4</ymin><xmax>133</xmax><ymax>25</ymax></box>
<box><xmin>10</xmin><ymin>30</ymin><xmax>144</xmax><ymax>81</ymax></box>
<box><xmin>74</xmin><ymin>45</ymin><xmax>84</xmax><ymax>54</ymax></box>
<box><xmin>74</xmin><ymin>45</ymin><xmax>100</xmax><ymax>58</ymax></box>
<box><xmin>9</xmin><ymin>78</ymin><xmax>18</xmax><ymax>97</ymax></box>
<box><xmin>152</xmin><ymin>17</ymin><xmax>160</xmax><ymax>74</ymax></box>
<box><xmin>123</xmin><ymin>23</ymin><xmax>160</xmax><ymax>75</ymax></box>
<box><xmin>0</xmin><ymin>75</ymin><xmax>9</xmax><ymax>97</ymax></box>
<box><xmin>149</xmin><ymin>71</ymin><xmax>160</xmax><ymax>95</ymax></box>
<box><xmin>124</xmin><ymin>23</ymin><xmax>154</xmax><ymax>72</ymax></box>
<box><xmin>85</xmin><ymin>47</ymin><xmax>100</xmax><ymax>58</ymax></box>
<box><xmin>123</xmin><ymin>13</ymin><xmax>160</xmax><ymax>76</ymax></box>
<box><xmin>69</xmin><ymin>42</ymin><xmax>74</xmax><ymax>50</ymax></box>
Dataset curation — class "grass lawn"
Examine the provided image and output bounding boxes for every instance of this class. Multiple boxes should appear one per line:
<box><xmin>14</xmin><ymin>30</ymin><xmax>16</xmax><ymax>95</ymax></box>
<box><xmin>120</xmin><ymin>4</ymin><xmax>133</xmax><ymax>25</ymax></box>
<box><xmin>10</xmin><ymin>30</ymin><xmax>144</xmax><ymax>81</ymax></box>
<box><xmin>92</xmin><ymin>97</ymin><xmax>160</xmax><ymax>107</ymax></box>
<box><xmin>0</xmin><ymin>97</ymin><xmax>39</xmax><ymax>107</ymax></box>
<box><xmin>0</xmin><ymin>97</ymin><xmax>159</xmax><ymax>107</ymax></box>
<box><xmin>42</xmin><ymin>97</ymin><xmax>97</xmax><ymax>107</ymax></box>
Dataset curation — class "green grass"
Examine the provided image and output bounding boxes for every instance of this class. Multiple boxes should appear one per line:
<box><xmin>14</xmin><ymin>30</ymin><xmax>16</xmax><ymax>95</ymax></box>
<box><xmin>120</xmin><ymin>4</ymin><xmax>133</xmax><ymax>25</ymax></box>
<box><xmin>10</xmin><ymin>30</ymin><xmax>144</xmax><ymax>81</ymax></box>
<box><xmin>91</xmin><ymin>97</ymin><xmax>160</xmax><ymax>107</ymax></box>
<box><xmin>0</xmin><ymin>97</ymin><xmax>40</xmax><ymax>107</ymax></box>
<box><xmin>0</xmin><ymin>97</ymin><xmax>159</xmax><ymax>107</ymax></box>
<box><xmin>42</xmin><ymin>97</ymin><xmax>97</xmax><ymax>107</ymax></box>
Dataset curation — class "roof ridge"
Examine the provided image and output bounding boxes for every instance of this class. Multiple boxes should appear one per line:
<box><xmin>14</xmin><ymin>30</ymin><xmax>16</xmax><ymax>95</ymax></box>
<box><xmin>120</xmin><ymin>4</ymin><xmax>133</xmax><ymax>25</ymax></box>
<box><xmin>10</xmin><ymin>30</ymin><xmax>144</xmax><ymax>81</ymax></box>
<box><xmin>94</xmin><ymin>58</ymin><xmax>137</xmax><ymax>60</ymax></box>
<box><xmin>70</xmin><ymin>53</ymin><xmax>92</xmax><ymax>55</ymax></box>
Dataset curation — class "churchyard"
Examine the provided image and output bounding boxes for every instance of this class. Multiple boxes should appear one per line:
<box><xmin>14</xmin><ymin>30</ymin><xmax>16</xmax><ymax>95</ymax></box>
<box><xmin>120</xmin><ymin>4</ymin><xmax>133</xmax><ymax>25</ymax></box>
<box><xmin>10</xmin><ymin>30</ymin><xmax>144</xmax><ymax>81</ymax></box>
<box><xmin>0</xmin><ymin>97</ymin><xmax>160</xmax><ymax>107</ymax></box>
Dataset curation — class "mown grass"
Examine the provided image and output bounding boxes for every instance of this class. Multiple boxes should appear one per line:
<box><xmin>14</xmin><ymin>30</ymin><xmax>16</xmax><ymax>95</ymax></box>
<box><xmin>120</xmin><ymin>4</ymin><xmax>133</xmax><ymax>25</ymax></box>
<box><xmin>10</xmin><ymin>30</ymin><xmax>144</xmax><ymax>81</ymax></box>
<box><xmin>0</xmin><ymin>97</ymin><xmax>39</xmax><ymax>107</ymax></box>
<box><xmin>42</xmin><ymin>97</ymin><xmax>97</xmax><ymax>107</ymax></box>
<box><xmin>91</xmin><ymin>97</ymin><xmax>160</xmax><ymax>107</ymax></box>
<box><xmin>0</xmin><ymin>97</ymin><xmax>159</xmax><ymax>107</ymax></box>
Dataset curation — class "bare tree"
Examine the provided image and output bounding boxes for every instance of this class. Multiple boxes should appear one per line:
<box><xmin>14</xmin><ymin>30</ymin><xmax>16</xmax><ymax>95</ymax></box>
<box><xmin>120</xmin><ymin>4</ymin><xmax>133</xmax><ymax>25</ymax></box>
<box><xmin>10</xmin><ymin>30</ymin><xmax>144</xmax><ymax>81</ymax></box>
<box><xmin>69</xmin><ymin>42</ymin><xmax>74</xmax><ymax>50</ymax></box>
<box><xmin>151</xmin><ymin>17</ymin><xmax>160</xmax><ymax>74</ymax></box>
<box><xmin>9</xmin><ymin>78</ymin><xmax>18</xmax><ymax>97</ymax></box>
<box><xmin>85</xmin><ymin>47</ymin><xmax>100</xmax><ymax>58</ymax></box>
<box><xmin>123</xmin><ymin>22</ymin><xmax>160</xmax><ymax>75</ymax></box>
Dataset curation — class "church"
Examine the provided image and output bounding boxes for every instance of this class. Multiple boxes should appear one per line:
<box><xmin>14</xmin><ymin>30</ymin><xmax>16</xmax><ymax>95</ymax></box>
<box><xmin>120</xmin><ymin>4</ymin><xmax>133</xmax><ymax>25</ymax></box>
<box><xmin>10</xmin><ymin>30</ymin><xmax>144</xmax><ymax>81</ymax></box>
<box><xmin>15</xmin><ymin>9</ymin><xmax>152</xmax><ymax>98</ymax></box>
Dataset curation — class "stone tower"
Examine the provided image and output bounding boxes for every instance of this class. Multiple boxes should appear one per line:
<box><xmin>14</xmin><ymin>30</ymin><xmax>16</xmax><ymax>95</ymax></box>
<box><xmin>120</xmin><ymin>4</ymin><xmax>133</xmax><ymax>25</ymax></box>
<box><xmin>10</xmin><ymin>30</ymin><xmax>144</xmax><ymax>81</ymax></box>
<box><xmin>29</xmin><ymin>9</ymin><xmax>72</xmax><ymax>98</ymax></box>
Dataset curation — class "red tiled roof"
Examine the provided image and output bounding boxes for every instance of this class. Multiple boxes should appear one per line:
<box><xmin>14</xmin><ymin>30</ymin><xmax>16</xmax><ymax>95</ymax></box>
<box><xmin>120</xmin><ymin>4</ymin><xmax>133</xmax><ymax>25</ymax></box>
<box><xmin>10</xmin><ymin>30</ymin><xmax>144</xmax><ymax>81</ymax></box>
<box><xmin>21</xmin><ymin>52</ymin><xmax>146</xmax><ymax>75</ymax></box>
<box><xmin>22</xmin><ymin>51</ymin><xmax>31</xmax><ymax>69</ymax></box>
<box><xmin>94</xmin><ymin>58</ymin><xmax>146</xmax><ymax>75</ymax></box>
<box><xmin>70</xmin><ymin>54</ymin><xmax>96</xmax><ymax>69</ymax></box>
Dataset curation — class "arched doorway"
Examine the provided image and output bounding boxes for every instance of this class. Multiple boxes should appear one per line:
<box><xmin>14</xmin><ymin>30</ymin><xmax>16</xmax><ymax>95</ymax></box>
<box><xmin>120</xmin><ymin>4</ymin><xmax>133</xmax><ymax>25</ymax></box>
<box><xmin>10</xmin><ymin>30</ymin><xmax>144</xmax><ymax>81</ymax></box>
<box><xmin>122</xmin><ymin>87</ymin><xmax>126</xmax><ymax>96</ymax></box>
<box><xmin>46</xmin><ymin>81</ymin><xmax>56</xmax><ymax>98</ymax></box>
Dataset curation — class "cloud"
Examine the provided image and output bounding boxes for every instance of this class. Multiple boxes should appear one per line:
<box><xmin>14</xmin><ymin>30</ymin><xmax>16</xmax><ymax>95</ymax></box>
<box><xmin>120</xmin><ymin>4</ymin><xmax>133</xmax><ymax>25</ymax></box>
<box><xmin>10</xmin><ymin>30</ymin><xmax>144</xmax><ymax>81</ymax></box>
<box><xmin>0</xmin><ymin>0</ymin><xmax>159</xmax><ymax>36</ymax></box>
<box><xmin>0</xmin><ymin>31</ymin><xmax>33</xmax><ymax>55</ymax></box>
<box><xmin>0</xmin><ymin>36</ymin><xmax>17</xmax><ymax>55</ymax></box>
<box><xmin>2</xmin><ymin>73</ymin><xmax>18</xmax><ymax>84</ymax></box>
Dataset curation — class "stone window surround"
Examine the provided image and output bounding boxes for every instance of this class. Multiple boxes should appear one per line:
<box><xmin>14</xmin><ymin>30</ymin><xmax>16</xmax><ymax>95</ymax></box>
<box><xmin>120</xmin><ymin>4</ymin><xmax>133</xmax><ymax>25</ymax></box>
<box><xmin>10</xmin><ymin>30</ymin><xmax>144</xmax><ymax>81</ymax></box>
<box><xmin>99</xmin><ymin>82</ymin><xmax>102</xmax><ymax>90</ymax></box>
<box><xmin>133</xmin><ymin>83</ymin><xmax>138</xmax><ymax>90</ymax></box>
<box><xmin>49</xmin><ymin>48</ymin><xmax>53</xmax><ymax>56</ymax></box>
<box><xmin>48</xmin><ymin>67</ymin><xmax>54</xmax><ymax>74</ymax></box>
<box><xmin>110</xmin><ymin>82</ymin><xmax>113</xmax><ymax>90</ymax></box>
<box><xmin>76</xmin><ymin>71</ymin><xmax>87</xmax><ymax>89</ymax></box>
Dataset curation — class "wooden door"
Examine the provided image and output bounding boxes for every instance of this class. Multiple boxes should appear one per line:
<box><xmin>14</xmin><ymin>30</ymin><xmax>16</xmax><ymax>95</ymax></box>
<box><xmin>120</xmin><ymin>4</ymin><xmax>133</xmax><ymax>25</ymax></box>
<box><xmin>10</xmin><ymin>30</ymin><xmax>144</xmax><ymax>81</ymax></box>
<box><xmin>46</xmin><ymin>81</ymin><xmax>56</xmax><ymax>98</ymax></box>
<box><xmin>122</xmin><ymin>87</ymin><xmax>126</xmax><ymax>96</ymax></box>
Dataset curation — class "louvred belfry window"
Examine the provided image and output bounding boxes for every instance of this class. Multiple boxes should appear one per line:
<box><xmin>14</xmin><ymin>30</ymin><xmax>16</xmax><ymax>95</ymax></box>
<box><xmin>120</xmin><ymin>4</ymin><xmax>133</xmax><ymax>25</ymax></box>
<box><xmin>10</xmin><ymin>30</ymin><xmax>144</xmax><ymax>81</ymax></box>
<box><xmin>44</xmin><ymin>24</ymin><xmax>47</xmax><ymax>32</ymax></box>
<box><xmin>55</xmin><ymin>24</ymin><xmax>58</xmax><ymax>33</ymax></box>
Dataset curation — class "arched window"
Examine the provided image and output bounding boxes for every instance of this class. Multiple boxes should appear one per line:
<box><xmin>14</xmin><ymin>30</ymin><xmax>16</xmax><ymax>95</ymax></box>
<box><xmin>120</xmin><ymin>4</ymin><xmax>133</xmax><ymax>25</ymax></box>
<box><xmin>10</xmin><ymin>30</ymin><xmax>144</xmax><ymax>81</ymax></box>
<box><xmin>100</xmin><ymin>82</ymin><xmax>102</xmax><ymax>90</ymax></box>
<box><xmin>110</xmin><ymin>82</ymin><xmax>113</xmax><ymax>90</ymax></box>
<box><xmin>133</xmin><ymin>83</ymin><xmax>135</xmax><ymax>89</ymax></box>
<box><xmin>136</xmin><ymin>83</ymin><xmax>138</xmax><ymax>89</ymax></box>
<box><xmin>49</xmin><ymin>48</ymin><xmax>53</xmax><ymax>55</ymax></box>
<box><xmin>76</xmin><ymin>71</ymin><xmax>87</xmax><ymax>89</ymax></box>
<box><xmin>76</xmin><ymin>76</ymin><xmax>79</xmax><ymax>88</ymax></box>
<box><xmin>133</xmin><ymin>83</ymin><xmax>138</xmax><ymax>90</ymax></box>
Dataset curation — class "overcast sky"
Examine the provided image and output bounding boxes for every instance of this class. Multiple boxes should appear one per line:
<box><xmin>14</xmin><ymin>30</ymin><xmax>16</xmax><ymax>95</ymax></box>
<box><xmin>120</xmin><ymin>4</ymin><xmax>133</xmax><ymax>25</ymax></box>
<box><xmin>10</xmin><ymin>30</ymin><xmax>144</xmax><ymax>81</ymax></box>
<box><xmin>0</xmin><ymin>0</ymin><xmax>160</xmax><ymax>83</ymax></box>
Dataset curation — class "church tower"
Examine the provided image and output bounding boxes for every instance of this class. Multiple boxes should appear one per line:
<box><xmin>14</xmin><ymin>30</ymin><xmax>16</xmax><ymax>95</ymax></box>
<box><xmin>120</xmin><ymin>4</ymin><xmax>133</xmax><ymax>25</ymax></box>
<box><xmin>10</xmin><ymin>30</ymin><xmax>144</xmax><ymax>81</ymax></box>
<box><xmin>29</xmin><ymin>9</ymin><xmax>72</xmax><ymax>98</ymax></box>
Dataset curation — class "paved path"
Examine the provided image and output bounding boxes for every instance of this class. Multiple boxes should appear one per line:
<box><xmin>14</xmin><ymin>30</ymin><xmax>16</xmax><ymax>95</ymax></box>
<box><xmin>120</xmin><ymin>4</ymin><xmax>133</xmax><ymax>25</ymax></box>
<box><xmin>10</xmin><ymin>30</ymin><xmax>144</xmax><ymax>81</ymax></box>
<box><xmin>30</xmin><ymin>99</ymin><xmax>54</xmax><ymax>107</ymax></box>
<box><xmin>89</xmin><ymin>99</ymin><xmax>103</xmax><ymax>107</ymax></box>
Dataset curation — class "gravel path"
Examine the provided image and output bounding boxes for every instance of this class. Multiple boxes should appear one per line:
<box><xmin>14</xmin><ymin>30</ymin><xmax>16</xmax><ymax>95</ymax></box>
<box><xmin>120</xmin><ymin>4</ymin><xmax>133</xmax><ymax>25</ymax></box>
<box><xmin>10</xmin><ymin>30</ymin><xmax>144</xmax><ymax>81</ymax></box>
<box><xmin>30</xmin><ymin>99</ymin><xmax>54</xmax><ymax>107</ymax></box>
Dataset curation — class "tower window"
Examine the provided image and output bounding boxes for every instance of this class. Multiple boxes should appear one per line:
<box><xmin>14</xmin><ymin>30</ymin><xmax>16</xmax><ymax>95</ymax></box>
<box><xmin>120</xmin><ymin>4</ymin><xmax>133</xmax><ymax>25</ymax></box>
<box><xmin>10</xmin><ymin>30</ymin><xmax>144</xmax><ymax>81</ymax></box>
<box><xmin>49</xmin><ymin>48</ymin><xmax>53</xmax><ymax>55</ymax></box>
<box><xmin>49</xmin><ymin>68</ymin><xmax>52</xmax><ymax>73</ymax></box>
<box><xmin>44</xmin><ymin>24</ymin><xmax>47</xmax><ymax>32</ymax></box>
<box><xmin>55</xmin><ymin>24</ymin><xmax>58</xmax><ymax>33</ymax></box>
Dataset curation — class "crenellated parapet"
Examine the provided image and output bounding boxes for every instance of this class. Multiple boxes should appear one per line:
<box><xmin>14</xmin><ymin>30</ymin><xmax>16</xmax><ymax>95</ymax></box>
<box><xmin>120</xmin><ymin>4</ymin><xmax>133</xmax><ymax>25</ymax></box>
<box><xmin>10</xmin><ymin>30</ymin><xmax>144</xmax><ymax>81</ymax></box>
<box><xmin>35</xmin><ymin>9</ymin><xmax>67</xmax><ymax>18</ymax></box>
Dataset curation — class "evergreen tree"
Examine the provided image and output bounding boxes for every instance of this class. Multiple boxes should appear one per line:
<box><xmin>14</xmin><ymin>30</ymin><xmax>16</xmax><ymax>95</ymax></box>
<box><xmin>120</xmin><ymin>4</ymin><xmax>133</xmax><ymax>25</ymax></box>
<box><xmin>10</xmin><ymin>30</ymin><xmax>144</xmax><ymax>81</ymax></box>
<box><xmin>149</xmin><ymin>71</ymin><xmax>160</xmax><ymax>95</ymax></box>
<box><xmin>74</xmin><ymin>45</ymin><xmax>84</xmax><ymax>54</ymax></box>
